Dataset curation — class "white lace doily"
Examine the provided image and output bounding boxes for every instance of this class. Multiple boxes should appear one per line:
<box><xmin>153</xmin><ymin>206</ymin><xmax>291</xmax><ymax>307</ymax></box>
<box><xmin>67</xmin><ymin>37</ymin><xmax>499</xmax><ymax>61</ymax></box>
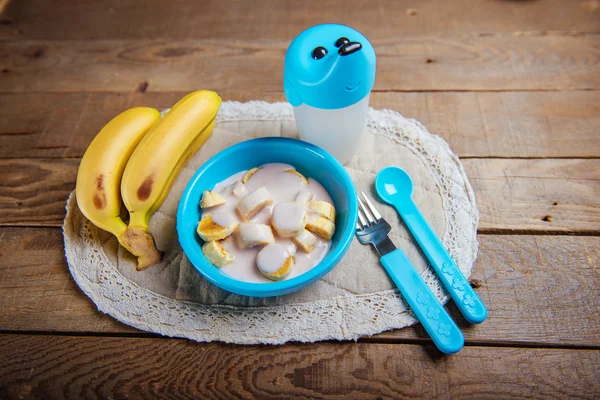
<box><xmin>63</xmin><ymin>101</ymin><xmax>479</xmax><ymax>344</ymax></box>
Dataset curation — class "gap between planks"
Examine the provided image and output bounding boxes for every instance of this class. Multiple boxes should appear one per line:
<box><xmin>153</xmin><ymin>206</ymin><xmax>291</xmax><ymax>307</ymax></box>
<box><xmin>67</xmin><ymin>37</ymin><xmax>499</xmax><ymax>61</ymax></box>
<box><xmin>2</xmin><ymin>89</ymin><xmax>600</xmax><ymax>95</ymax></box>
<box><xmin>0</xmin><ymin>330</ymin><xmax>597</xmax><ymax>351</ymax></box>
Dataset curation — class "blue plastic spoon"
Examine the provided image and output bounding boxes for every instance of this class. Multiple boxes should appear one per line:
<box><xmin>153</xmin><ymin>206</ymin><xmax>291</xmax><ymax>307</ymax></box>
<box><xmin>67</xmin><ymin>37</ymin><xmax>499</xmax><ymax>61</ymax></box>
<box><xmin>375</xmin><ymin>166</ymin><xmax>488</xmax><ymax>324</ymax></box>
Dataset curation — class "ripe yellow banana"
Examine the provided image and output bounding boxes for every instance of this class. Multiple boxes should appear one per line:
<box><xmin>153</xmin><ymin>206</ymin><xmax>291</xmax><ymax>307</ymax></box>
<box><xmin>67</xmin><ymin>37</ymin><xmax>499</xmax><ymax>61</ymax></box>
<box><xmin>121</xmin><ymin>90</ymin><xmax>222</xmax><ymax>270</ymax></box>
<box><xmin>75</xmin><ymin>107</ymin><xmax>161</xmax><ymax>256</ymax></box>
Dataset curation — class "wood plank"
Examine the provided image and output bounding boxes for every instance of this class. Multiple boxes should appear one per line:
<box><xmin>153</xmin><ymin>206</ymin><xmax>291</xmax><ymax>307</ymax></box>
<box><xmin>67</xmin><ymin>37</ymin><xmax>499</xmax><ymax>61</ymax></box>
<box><xmin>1</xmin><ymin>91</ymin><xmax>599</xmax><ymax>160</ymax></box>
<box><xmin>371</xmin><ymin>91</ymin><xmax>600</xmax><ymax>159</ymax></box>
<box><xmin>1</xmin><ymin>35</ymin><xmax>599</xmax><ymax>93</ymax></box>
<box><xmin>2</xmin><ymin>0</ymin><xmax>599</xmax><ymax>40</ymax></box>
<box><xmin>0</xmin><ymin>336</ymin><xmax>598</xmax><ymax>399</ymax></box>
<box><xmin>1</xmin><ymin>158</ymin><xmax>597</xmax><ymax>232</ymax></box>
<box><xmin>463</xmin><ymin>158</ymin><xmax>600</xmax><ymax>234</ymax></box>
<box><xmin>2</xmin><ymin>228</ymin><xmax>599</xmax><ymax>348</ymax></box>
<box><xmin>0</xmin><ymin>158</ymin><xmax>78</xmax><ymax>227</ymax></box>
<box><xmin>0</xmin><ymin>227</ymin><xmax>135</xmax><ymax>333</ymax></box>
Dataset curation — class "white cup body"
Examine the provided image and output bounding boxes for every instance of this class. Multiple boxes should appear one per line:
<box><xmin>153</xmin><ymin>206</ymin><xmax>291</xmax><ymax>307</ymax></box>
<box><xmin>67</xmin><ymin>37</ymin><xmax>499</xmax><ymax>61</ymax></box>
<box><xmin>292</xmin><ymin>93</ymin><xmax>370</xmax><ymax>165</ymax></box>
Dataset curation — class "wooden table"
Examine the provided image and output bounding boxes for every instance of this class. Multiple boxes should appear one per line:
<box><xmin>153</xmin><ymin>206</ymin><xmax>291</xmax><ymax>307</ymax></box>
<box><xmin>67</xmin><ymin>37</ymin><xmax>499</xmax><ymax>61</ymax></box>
<box><xmin>1</xmin><ymin>0</ymin><xmax>599</xmax><ymax>398</ymax></box>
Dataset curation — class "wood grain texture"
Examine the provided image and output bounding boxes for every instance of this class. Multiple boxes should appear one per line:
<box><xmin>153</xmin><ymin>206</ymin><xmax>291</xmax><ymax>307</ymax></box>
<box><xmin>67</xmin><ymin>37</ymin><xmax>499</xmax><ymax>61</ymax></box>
<box><xmin>1</xmin><ymin>35</ymin><xmax>599</xmax><ymax>93</ymax></box>
<box><xmin>1</xmin><ymin>91</ymin><xmax>599</xmax><ymax>159</ymax></box>
<box><xmin>0</xmin><ymin>158</ymin><xmax>77</xmax><ymax>227</ymax></box>
<box><xmin>371</xmin><ymin>91</ymin><xmax>600</xmax><ymax>159</ymax></box>
<box><xmin>1</xmin><ymin>158</ymin><xmax>597</xmax><ymax>232</ymax></box>
<box><xmin>0</xmin><ymin>227</ymin><xmax>134</xmax><ymax>334</ymax></box>
<box><xmin>1</xmin><ymin>0</ymin><xmax>599</xmax><ymax>40</ymax></box>
<box><xmin>0</xmin><ymin>335</ymin><xmax>598</xmax><ymax>399</ymax></box>
<box><xmin>1</xmin><ymin>0</ymin><xmax>598</xmax><ymax>393</ymax></box>
<box><xmin>463</xmin><ymin>158</ymin><xmax>600</xmax><ymax>233</ymax></box>
<box><xmin>2</xmin><ymin>227</ymin><xmax>599</xmax><ymax>348</ymax></box>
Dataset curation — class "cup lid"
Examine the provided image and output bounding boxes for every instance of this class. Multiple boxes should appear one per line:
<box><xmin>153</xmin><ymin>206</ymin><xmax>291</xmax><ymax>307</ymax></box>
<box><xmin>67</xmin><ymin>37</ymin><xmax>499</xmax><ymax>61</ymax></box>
<box><xmin>284</xmin><ymin>24</ymin><xmax>376</xmax><ymax>110</ymax></box>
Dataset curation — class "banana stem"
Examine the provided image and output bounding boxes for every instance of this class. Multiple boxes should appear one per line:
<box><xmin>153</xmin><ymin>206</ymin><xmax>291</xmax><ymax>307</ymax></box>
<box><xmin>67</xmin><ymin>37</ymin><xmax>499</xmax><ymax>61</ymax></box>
<box><xmin>128</xmin><ymin>211</ymin><xmax>150</xmax><ymax>232</ymax></box>
<box><xmin>120</xmin><ymin>227</ymin><xmax>162</xmax><ymax>271</ymax></box>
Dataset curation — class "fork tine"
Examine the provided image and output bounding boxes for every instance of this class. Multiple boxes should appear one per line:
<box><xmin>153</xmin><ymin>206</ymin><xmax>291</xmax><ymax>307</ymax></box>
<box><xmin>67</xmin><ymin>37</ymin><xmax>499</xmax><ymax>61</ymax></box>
<box><xmin>361</xmin><ymin>192</ymin><xmax>382</xmax><ymax>220</ymax></box>
<box><xmin>357</xmin><ymin>201</ymin><xmax>368</xmax><ymax>229</ymax></box>
<box><xmin>358</xmin><ymin>196</ymin><xmax>376</xmax><ymax>225</ymax></box>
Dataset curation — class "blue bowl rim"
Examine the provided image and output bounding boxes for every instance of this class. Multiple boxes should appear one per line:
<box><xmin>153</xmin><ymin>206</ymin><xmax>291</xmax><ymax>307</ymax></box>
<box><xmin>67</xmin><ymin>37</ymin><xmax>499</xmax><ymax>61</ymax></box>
<box><xmin>176</xmin><ymin>137</ymin><xmax>358</xmax><ymax>297</ymax></box>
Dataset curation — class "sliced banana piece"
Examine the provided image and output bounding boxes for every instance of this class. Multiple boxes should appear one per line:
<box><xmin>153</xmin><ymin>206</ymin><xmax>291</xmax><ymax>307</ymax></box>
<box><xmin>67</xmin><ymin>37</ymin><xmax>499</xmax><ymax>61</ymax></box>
<box><xmin>197</xmin><ymin>214</ymin><xmax>237</xmax><ymax>241</ymax></box>
<box><xmin>306</xmin><ymin>215</ymin><xmax>335</xmax><ymax>241</ymax></box>
<box><xmin>236</xmin><ymin>186</ymin><xmax>273</xmax><ymax>220</ymax></box>
<box><xmin>200</xmin><ymin>190</ymin><xmax>226</xmax><ymax>208</ymax></box>
<box><xmin>256</xmin><ymin>243</ymin><xmax>294</xmax><ymax>281</ymax></box>
<box><xmin>229</xmin><ymin>180</ymin><xmax>248</xmax><ymax>198</ymax></box>
<box><xmin>294</xmin><ymin>191</ymin><xmax>314</xmax><ymax>206</ymax></box>
<box><xmin>271</xmin><ymin>202</ymin><xmax>307</xmax><ymax>238</ymax></box>
<box><xmin>292</xmin><ymin>229</ymin><xmax>317</xmax><ymax>253</ymax></box>
<box><xmin>202</xmin><ymin>240</ymin><xmax>234</xmax><ymax>267</ymax></box>
<box><xmin>309</xmin><ymin>200</ymin><xmax>336</xmax><ymax>221</ymax></box>
<box><xmin>242</xmin><ymin>167</ymin><xmax>261</xmax><ymax>184</ymax></box>
<box><xmin>235</xmin><ymin>222</ymin><xmax>274</xmax><ymax>249</ymax></box>
<box><xmin>284</xmin><ymin>168</ymin><xmax>308</xmax><ymax>185</ymax></box>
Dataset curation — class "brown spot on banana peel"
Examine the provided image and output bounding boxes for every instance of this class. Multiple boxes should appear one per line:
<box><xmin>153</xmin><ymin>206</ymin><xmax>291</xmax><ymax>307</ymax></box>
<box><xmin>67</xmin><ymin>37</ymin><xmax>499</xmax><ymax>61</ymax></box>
<box><xmin>121</xmin><ymin>227</ymin><xmax>162</xmax><ymax>271</ymax></box>
<box><xmin>96</xmin><ymin>175</ymin><xmax>104</xmax><ymax>191</ymax></box>
<box><xmin>92</xmin><ymin>192</ymin><xmax>106</xmax><ymax>210</ymax></box>
<box><xmin>92</xmin><ymin>174</ymin><xmax>107</xmax><ymax>209</ymax></box>
<box><xmin>137</xmin><ymin>176</ymin><xmax>154</xmax><ymax>202</ymax></box>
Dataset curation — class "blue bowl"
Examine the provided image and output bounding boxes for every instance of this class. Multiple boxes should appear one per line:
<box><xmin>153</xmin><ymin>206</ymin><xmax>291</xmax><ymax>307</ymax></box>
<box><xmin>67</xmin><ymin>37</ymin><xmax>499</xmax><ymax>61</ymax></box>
<box><xmin>176</xmin><ymin>137</ymin><xmax>358</xmax><ymax>297</ymax></box>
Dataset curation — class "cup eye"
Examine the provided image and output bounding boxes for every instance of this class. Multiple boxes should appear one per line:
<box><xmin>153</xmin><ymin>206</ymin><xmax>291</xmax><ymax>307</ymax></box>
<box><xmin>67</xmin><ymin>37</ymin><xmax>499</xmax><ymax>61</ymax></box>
<box><xmin>335</xmin><ymin>37</ymin><xmax>350</xmax><ymax>47</ymax></box>
<box><xmin>312</xmin><ymin>46</ymin><xmax>328</xmax><ymax>60</ymax></box>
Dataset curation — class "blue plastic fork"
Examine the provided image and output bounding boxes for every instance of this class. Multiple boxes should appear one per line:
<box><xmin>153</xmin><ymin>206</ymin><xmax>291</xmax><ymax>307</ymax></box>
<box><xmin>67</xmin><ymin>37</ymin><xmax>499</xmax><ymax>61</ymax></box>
<box><xmin>355</xmin><ymin>193</ymin><xmax>464</xmax><ymax>354</ymax></box>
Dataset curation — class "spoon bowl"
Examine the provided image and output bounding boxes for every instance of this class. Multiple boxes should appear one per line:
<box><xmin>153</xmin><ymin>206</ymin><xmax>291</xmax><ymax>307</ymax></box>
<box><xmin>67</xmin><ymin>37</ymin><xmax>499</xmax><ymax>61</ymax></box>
<box><xmin>375</xmin><ymin>166</ymin><xmax>414</xmax><ymax>203</ymax></box>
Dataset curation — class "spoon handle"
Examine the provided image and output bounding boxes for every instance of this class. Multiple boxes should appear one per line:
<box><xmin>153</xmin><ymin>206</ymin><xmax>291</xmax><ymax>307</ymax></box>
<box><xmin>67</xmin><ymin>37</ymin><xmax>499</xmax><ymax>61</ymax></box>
<box><xmin>381</xmin><ymin>249</ymin><xmax>464</xmax><ymax>354</ymax></box>
<box><xmin>394</xmin><ymin>199</ymin><xmax>487</xmax><ymax>324</ymax></box>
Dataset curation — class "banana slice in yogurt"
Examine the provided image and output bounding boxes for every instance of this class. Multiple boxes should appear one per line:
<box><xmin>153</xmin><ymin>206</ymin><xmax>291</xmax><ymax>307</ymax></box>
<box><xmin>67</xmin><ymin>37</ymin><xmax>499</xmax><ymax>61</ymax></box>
<box><xmin>236</xmin><ymin>186</ymin><xmax>273</xmax><ymax>220</ymax></box>
<box><xmin>235</xmin><ymin>222</ymin><xmax>275</xmax><ymax>249</ymax></box>
<box><xmin>271</xmin><ymin>202</ymin><xmax>307</xmax><ymax>238</ymax></box>
<box><xmin>257</xmin><ymin>243</ymin><xmax>294</xmax><ymax>281</ymax></box>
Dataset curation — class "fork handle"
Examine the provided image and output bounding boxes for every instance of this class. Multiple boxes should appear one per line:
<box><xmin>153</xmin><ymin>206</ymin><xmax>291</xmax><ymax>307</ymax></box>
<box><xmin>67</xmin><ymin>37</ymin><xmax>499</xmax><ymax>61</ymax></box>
<box><xmin>381</xmin><ymin>249</ymin><xmax>464</xmax><ymax>354</ymax></box>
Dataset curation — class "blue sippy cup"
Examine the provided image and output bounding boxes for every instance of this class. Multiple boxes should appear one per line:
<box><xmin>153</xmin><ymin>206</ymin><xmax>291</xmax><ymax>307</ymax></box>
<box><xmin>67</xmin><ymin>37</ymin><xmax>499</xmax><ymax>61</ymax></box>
<box><xmin>284</xmin><ymin>24</ymin><xmax>376</xmax><ymax>164</ymax></box>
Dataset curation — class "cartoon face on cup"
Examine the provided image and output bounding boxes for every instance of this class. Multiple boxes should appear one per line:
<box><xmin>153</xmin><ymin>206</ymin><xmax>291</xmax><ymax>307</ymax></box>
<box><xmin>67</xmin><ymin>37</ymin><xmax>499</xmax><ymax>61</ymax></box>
<box><xmin>284</xmin><ymin>24</ymin><xmax>376</xmax><ymax>164</ymax></box>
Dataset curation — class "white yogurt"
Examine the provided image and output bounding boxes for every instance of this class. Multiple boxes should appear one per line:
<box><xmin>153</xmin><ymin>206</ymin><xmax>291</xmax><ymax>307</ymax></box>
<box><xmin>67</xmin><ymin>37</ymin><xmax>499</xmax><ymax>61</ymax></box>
<box><xmin>203</xmin><ymin>163</ymin><xmax>333</xmax><ymax>283</ymax></box>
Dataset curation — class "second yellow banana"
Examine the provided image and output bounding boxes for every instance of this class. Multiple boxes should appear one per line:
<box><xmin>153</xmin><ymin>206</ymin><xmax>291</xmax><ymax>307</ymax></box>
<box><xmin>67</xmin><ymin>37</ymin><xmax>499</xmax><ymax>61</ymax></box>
<box><xmin>121</xmin><ymin>90</ymin><xmax>222</xmax><ymax>270</ymax></box>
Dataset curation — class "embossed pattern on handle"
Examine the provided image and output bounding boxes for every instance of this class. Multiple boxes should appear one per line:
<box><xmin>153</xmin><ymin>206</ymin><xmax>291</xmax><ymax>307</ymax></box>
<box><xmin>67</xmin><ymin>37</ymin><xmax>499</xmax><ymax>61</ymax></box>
<box><xmin>380</xmin><ymin>249</ymin><xmax>464</xmax><ymax>354</ymax></box>
<box><xmin>396</xmin><ymin>200</ymin><xmax>488</xmax><ymax>324</ymax></box>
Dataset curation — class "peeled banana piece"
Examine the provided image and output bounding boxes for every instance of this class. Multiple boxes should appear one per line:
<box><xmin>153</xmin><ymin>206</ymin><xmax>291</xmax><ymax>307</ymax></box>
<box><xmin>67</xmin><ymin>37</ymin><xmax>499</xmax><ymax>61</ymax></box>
<box><xmin>257</xmin><ymin>243</ymin><xmax>294</xmax><ymax>281</ymax></box>
<box><xmin>200</xmin><ymin>190</ymin><xmax>226</xmax><ymax>208</ymax></box>
<box><xmin>292</xmin><ymin>229</ymin><xmax>317</xmax><ymax>253</ymax></box>
<box><xmin>309</xmin><ymin>200</ymin><xmax>336</xmax><ymax>222</ymax></box>
<box><xmin>121</xmin><ymin>90</ymin><xmax>222</xmax><ymax>270</ymax></box>
<box><xmin>242</xmin><ymin>167</ymin><xmax>261</xmax><ymax>183</ymax></box>
<box><xmin>75</xmin><ymin>107</ymin><xmax>161</xmax><ymax>265</ymax></box>
<box><xmin>197</xmin><ymin>214</ymin><xmax>237</xmax><ymax>242</ymax></box>
<box><xmin>284</xmin><ymin>169</ymin><xmax>308</xmax><ymax>185</ymax></box>
<box><xmin>202</xmin><ymin>240</ymin><xmax>234</xmax><ymax>267</ymax></box>
<box><xmin>271</xmin><ymin>202</ymin><xmax>307</xmax><ymax>238</ymax></box>
<box><xmin>236</xmin><ymin>222</ymin><xmax>274</xmax><ymax>249</ymax></box>
<box><xmin>226</xmin><ymin>181</ymin><xmax>248</xmax><ymax>198</ymax></box>
<box><xmin>294</xmin><ymin>191</ymin><xmax>314</xmax><ymax>206</ymax></box>
<box><xmin>306</xmin><ymin>216</ymin><xmax>336</xmax><ymax>241</ymax></box>
<box><xmin>236</xmin><ymin>186</ymin><xmax>273</xmax><ymax>220</ymax></box>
